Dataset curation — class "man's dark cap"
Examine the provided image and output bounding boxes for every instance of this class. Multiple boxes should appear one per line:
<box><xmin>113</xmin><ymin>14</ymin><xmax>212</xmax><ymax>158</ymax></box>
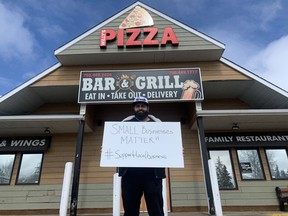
<box><xmin>133</xmin><ymin>97</ymin><xmax>149</xmax><ymax>106</ymax></box>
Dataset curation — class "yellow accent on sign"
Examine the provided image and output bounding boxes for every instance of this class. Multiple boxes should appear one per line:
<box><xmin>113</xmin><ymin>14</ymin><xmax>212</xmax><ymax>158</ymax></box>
<box><xmin>119</xmin><ymin>6</ymin><xmax>154</xmax><ymax>29</ymax></box>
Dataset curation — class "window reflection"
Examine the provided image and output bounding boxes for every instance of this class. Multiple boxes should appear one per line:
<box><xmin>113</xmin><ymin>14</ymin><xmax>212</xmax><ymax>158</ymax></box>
<box><xmin>209</xmin><ymin>150</ymin><xmax>237</xmax><ymax>190</ymax></box>
<box><xmin>0</xmin><ymin>154</ymin><xmax>15</xmax><ymax>185</ymax></box>
<box><xmin>17</xmin><ymin>153</ymin><xmax>43</xmax><ymax>184</ymax></box>
<box><xmin>266</xmin><ymin>149</ymin><xmax>288</xmax><ymax>179</ymax></box>
<box><xmin>237</xmin><ymin>149</ymin><xmax>264</xmax><ymax>180</ymax></box>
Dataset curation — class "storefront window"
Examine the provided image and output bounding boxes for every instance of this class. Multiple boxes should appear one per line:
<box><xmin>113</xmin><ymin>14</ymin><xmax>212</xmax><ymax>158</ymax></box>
<box><xmin>209</xmin><ymin>150</ymin><xmax>237</xmax><ymax>190</ymax></box>
<box><xmin>266</xmin><ymin>149</ymin><xmax>288</xmax><ymax>179</ymax></box>
<box><xmin>0</xmin><ymin>154</ymin><xmax>15</xmax><ymax>185</ymax></box>
<box><xmin>236</xmin><ymin>149</ymin><xmax>265</xmax><ymax>180</ymax></box>
<box><xmin>16</xmin><ymin>153</ymin><xmax>43</xmax><ymax>184</ymax></box>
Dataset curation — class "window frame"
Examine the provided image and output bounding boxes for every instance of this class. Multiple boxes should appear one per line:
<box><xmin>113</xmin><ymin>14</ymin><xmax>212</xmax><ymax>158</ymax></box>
<box><xmin>0</xmin><ymin>154</ymin><xmax>16</xmax><ymax>185</ymax></box>
<box><xmin>236</xmin><ymin>148</ymin><xmax>266</xmax><ymax>181</ymax></box>
<box><xmin>209</xmin><ymin>149</ymin><xmax>238</xmax><ymax>190</ymax></box>
<box><xmin>16</xmin><ymin>153</ymin><xmax>44</xmax><ymax>185</ymax></box>
<box><xmin>265</xmin><ymin>148</ymin><xmax>288</xmax><ymax>180</ymax></box>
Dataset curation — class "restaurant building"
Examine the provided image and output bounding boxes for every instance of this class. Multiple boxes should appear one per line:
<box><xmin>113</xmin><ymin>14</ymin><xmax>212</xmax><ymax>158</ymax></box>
<box><xmin>1</xmin><ymin>1</ymin><xmax>288</xmax><ymax>215</ymax></box>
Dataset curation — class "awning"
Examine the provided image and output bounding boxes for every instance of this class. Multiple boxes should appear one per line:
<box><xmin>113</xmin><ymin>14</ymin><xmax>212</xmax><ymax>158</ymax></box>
<box><xmin>0</xmin><ymin>115</ymin><xmax>92</xmax><ymax>135</ymax></box>
<box><xmin>192</xmin><ymin>109</ymin><xmax>288</xmax><ymax>131</ymax></box>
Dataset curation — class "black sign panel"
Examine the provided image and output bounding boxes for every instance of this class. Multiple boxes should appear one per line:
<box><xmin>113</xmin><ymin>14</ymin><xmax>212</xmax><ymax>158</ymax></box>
<box><xmin>240</xmin><ymin>162</ymin><xmax>252</xmax><ymax>173</ymax></box>
<box><xmin>78</xmin><ymin>68</ymin><xmax>203</xmax><ymax>104</ymax></box>
<box><xmin>205</xmin><ymin>132</ymin><xmax>288</xmax><ymax>148</ymax></box>
<box><xmin>0</xmin><ymin>136</ymin><xmax>51</xmax><ymax>153</ymax></box>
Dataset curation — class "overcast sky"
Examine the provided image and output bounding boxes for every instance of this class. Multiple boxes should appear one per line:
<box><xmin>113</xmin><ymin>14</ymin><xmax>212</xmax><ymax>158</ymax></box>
<box><xmin>1</xmin><ymin>0</ymin><xmax>288</xmax><ymax>96</ymax></box>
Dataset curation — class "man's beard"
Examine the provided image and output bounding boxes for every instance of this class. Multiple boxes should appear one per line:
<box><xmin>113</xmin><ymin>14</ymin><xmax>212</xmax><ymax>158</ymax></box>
<box><xmin>134</xmin><ymin>110</ymin><xmax>149</xmax><ymax>121</ymax></box>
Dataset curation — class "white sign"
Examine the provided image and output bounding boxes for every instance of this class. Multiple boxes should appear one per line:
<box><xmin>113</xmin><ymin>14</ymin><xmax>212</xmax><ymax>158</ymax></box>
<box><xmin>100</xmin><ymin>121</ymin><xmax>184</xmax><ymax>168</ymax></box>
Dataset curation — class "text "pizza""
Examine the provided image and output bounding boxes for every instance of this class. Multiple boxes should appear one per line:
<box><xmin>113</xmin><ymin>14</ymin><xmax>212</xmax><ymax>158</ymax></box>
<box><xmin>100</xmin><ymin>27</ymin><xmax>179</xmax><ymax>48</ymax></box>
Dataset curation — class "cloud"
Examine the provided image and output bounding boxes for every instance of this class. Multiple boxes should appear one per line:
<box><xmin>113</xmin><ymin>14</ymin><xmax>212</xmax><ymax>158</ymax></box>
<box><xmin>36</xmin><ymin>19</ymin><xmax>66</xmax><ymax>40</ymax></box>
<box><xmin>200</xmin><ymin>0</ymin><xmax>287</xmax><ymax>92</ymax></box>
<box><xmin>249</xmin><ymin>0</ymin><xmax>282</xmax><ymax>30</ymax></box>
<box><xmin>247</xmin><ymin>35</ymin><xmax>288</xmax><ymax>91</ymax></box>
<box><xmin>0</xmin><ymin>3</ymin><xmax>35</xmax><ymax>61</ymax></box>
<box><xmin>204</xmin><ymin>27</ymin><xmax>261</xmax><ymax>68</ymax></box>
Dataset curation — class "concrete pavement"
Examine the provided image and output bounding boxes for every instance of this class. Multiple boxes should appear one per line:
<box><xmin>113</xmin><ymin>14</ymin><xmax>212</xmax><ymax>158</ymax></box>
<box><xmin>1</xmin><ymin>211</ymin><xmax>288</xmax><ymax>216</ymax></box>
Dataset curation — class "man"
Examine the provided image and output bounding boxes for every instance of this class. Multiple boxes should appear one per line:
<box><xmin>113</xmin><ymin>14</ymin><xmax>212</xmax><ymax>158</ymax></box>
<box><xmin>119</xmin><ymin>96</ymin><xmax>166</xmax><ymax>216</ymax></box>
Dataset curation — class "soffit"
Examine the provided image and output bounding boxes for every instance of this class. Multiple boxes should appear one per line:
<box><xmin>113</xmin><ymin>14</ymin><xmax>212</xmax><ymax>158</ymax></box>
<box><xmin>191</xmin><ymin>110</ymin><xmax>288</xmax><ymax>131</ymax></box>
<box><xmin>0</xmin><ymin>115</ymin><xmax>92</xmax><ymax>136</ymax></box>
<box><xmin>0</xmin><ymin>86</ymin><xmax>79</xmax><ymax>115</ymax></box>
<box><xmin>0</xmin><ymin>79</ymin><xmax>287</xmax><ymax>134</ymax></box>
<box><xmin>1</xmin><ymin>78</ymin><xmax>287</xmax><ymax>116</ymax></box>
<box><xmin>203</xmin><ymin>80</ymin><xmax>288</xmax><ymax>109</ymax></box>
<box><xmin>1</xmin><ymin>57</ymin><xmax>287</xmax><ymax>116</ymax></box>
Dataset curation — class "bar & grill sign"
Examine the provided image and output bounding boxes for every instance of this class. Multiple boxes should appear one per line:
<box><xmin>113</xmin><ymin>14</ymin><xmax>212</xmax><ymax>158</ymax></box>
<box><xmin>78</xmin><ymin>68</ymin><xmax>203</xmax><ymax>103</ymax></box>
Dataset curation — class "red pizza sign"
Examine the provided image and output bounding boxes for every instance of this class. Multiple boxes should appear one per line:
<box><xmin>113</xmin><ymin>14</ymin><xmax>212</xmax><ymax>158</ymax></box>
<box><xmin>100</xmin><ymin>27</ymin><xmax>179</xmax><ymax>48</ymax></box>
<box><xmin>99</xmin><ymin>6</ymin><xmax>179</xmax><ymax>48</ymax></box>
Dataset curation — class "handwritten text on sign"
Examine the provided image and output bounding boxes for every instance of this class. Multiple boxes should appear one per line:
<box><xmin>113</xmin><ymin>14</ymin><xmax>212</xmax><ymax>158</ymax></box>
<box><xmin>100</xmin><ymin>122</ymin><xmax>184</xmax><ymax>168</ymax></box>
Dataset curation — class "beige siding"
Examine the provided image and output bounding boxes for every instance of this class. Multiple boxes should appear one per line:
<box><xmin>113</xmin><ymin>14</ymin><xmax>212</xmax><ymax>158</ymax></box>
<box><xmin>220</xmin><ymin>182</ymin><xmax>279</xmax><ymax>206</ymax></box>
<box><xmin>3</xmin><ymin>101</ymin><xmax>283</xmax><ymax>212</ymax></box>
<box><xmin>170</xmin><ymin>129</ymin><xmax>203</xmax><ymax>182</ymax></box>
<box><xmin>41</xmin><ymin>135</ymin><xmax>76</xmax><ymax>184</ymax></box>
<box><xmin>0</xmin><ymin>185</ymin><xmax>62</xmax><ymax>210</ymax></box>
<box><xmin>0</xmin><ymin>184</ymin><xmax>114</xmax><ymax>210</ymax></box>
<box><xmin>1</xmin><ymin>102</ymin><xmax>208</xmax><ymax>211</ymax></box>
<box><xmin>77</xmin><ymin>184</ymin><xmax>114</xmax><ymax>208</ymax></box>
<box><xmin>171</xmin><ymin>182</ymin><xmax>207</xmax><ymax>207</ymax></box>
<box><xmin>31</xmin><ymin>61</ymin><xmax>250</xmax><ymax>87</ymax></box>
<box><xmin>59</xmin><ymin>9</ymin><xmax>221</xmax><ymax>56</ymax></box>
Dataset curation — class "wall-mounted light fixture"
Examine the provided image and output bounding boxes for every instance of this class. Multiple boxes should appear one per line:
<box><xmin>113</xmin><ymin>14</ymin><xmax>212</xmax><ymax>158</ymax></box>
<box><xmin>44</xmin><ymin>128</ymin><xmax>51</xmax><ymax>134</ymax></box>
<box><xmin>232</xmin><ymin>123</ymin><xmax>239</xmax><ymax>130</ymax></box>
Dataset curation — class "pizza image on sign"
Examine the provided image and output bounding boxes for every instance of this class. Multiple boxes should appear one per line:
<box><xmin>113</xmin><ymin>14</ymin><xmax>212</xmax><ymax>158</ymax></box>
<box><xmin>119</xmin><ymin>6</ymin><xmax>154</xmax><ymax>29</ymax></box>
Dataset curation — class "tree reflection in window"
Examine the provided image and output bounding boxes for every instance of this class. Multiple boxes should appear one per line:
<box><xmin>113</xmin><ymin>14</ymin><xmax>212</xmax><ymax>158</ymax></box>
<box><xmin>237</xmin><ymin>149</ymin><xmax>264</xmax><ymax>180</ymax></box>
<box><xmin>0</xmin><ymin>154</ymin><xmax>15</xmax><ymax>185</ymax></box>
<box><xmin>266</xmin><ymin>149</ymin><xmax>288</xmax><ymax>179</ymax></box>
<box><xmin>17</xmin><ymin>153</ymin><xmax>43</xmax><ymax>184</ymax></box>
<box><xmin>209</xmin><ymin>150</ymin><xmax>237</xmax><ymax>190</ymax></box>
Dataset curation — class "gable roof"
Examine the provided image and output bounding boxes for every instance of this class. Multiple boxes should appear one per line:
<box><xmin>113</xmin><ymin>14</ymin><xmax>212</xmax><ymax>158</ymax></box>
<box><xmin>219</xmin><ymin>58</ymin><xmax>288</xmax><ymax>108</ymax></box>
<box><xmin>0</xmin><ymin>1</ymin><xmax>288</xmax><ymax>134</ymax></box>
<box><xmin>54</xmin><ymin>1</ymin><xmax>225</xmax><ymax>66</ymax></box>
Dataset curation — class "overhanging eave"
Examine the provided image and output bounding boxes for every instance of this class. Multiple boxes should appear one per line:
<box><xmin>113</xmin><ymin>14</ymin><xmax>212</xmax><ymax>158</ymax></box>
<box><xmin>191</xmin><ymin>109</ymin><xmax>288</xmax><ymax>131</ymax></box>
<box><xmin>0</xmin><ymin>115</ymin><xmax>93</xmax><ymax>135</ymax></box>
<box><xmin>56</xmin><ymin>49</ymin><xmax>224</xmax><ymax>66</ymax></box>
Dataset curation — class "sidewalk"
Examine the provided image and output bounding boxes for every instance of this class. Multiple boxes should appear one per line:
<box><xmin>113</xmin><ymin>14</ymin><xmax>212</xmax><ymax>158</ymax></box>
<box><xmin>2</xmin><ymin>212</ymin><xmax>288</xmax><ymax>216</ymax></box>
<box><xmin>159</xmin><ymin>212</ymin><xmax>286</xmax><ymax>216</ymax></box>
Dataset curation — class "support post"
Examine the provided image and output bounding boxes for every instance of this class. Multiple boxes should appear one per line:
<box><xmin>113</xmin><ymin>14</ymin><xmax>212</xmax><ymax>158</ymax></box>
<box><xmin>197</xmin><ymin>116</ymin><xmax>215</xmax><ymax>215</ymax></box>
<box><xmin>113</xmin><ymin>173</ymin><xmax>121</xmax><ymax>216</ymax></box>
<box><xmin>60</xmin><ymin>162</ymin><xmax>73</xmax><ymax>216</ymax></box>
<box><xmin>70</xmin><ymin>119</ymin><xmax>85</xmax><ymax>216</ymax></box>
<box><xmin>209</xmin><ymin>159</ymin><xmax>223</xmax><ymax>216</ymax></box>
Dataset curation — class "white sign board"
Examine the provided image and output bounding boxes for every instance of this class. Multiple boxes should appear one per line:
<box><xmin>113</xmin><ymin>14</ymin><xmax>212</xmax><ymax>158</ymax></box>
<box><xmin>100</xmin><ymin>121</ymin><xmax>184</xmax><ymax>168</ymax></box>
